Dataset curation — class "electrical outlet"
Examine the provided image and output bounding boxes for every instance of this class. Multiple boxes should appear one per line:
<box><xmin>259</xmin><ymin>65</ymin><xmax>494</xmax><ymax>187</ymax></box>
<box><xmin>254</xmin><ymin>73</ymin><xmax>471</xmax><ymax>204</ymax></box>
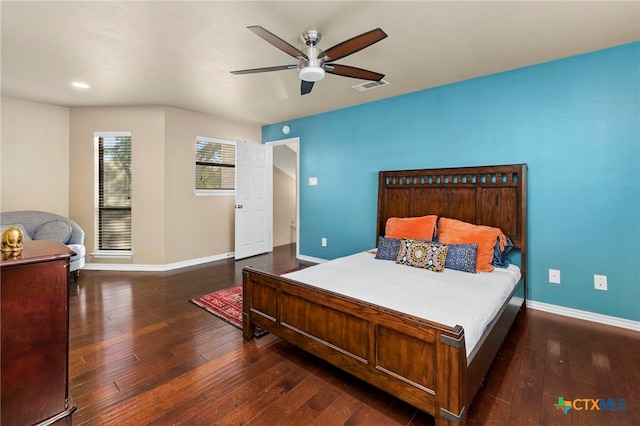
<box><xmin>321</xmin><ymin>237</ymin><xmax>327</xmax><ymax>247</ymax></box>
<box><xmin>594</xmin><ymin>274</ymin><xmax>608</xmax><ymax>291</ymax></box>
<box><xmin>549</xmin><ymin>269</ymin><xmax>561</xmax><ymax>284</ymax></box>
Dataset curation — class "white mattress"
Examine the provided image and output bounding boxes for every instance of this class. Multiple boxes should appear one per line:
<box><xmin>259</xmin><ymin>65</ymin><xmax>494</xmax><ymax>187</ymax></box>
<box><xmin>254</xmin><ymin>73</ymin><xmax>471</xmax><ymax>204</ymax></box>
<box><xmin>283</xmin><ymin>251</ymin><xmax>521</xmax><ymax>357</ymax></box>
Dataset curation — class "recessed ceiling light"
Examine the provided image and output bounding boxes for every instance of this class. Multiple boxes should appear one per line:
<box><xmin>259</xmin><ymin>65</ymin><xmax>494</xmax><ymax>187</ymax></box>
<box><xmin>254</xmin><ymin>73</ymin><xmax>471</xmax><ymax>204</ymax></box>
<box><xmin>71</xmin><ymin>81</ymin><xmax>90</xmax><ymax>89</ymax></box>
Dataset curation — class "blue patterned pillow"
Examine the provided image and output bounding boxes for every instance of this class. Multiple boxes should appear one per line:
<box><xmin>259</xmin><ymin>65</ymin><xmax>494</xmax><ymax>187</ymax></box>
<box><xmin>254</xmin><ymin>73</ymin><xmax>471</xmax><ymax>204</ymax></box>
<box><xmin>375</xmin><ymin>236</ymin><xmax>401</xmax><ymax>260</ymax></box>
<box><xmin>445</xmin><ymin>244</ymin><xmax>479</xmax><ymax>273</ymax></box>
<box><xmin>396</xmin><ymin>239</ymin><xmax>449</xmax><ymax>272</ymax></box>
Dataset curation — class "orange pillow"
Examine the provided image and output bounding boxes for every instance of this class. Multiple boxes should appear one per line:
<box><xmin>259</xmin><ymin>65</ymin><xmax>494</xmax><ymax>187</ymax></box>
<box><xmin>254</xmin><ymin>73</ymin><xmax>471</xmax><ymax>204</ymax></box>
<box><xmin>385</xmin><ymin>215</ymin><xmax>438</xmax><ymax>241</ymax></box>
<box><xmin>438</xmin><ymin>217</ymin><xmax>506</xmax><ymax>273</ymax></box>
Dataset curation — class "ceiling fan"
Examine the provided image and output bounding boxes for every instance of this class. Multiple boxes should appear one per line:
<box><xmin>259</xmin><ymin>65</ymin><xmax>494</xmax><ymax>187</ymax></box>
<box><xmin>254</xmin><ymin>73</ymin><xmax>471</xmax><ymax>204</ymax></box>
<box><xmin>231</xmin><ymin>26</ymin><xmax>388</xmax><ymax>95</ymax></box>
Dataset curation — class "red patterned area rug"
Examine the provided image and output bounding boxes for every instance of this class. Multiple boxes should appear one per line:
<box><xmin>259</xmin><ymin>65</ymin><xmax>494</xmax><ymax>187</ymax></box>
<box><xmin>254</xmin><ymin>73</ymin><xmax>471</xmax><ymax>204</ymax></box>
<box><xmin>190</xmin><ymin>265</ymin><xmax>310</xmax><ymax>338</ymax></box>
<box><xmin>191</xmin><ymin>285</ymin><xmax>270</xmax><ymax>337</ymax></box>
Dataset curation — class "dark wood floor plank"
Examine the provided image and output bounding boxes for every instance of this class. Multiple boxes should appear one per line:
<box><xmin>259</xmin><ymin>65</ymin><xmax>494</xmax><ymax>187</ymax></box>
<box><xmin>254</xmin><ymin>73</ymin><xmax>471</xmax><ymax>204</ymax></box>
<box><xmin>345</xmin><ymin>403</ymin><xmax>403</xmax><ymax>426</ymax></box>
<box><xmin>65</xmin><ymin>244</ymin><xmax>640</xmax><ymax>425</ymax></box>
<box><xmin>380</xmin><ymin>398</ymin><xmax>424</xmax><ymax>425</ymax></box>
<box><xmin>467</xmin><ymin>391</ymin><xmax>511</xmax><ymax>425</ymax></box>
<box><xmin>505</xmin><ymin>344</ymin><xmax>546</xmax><ymax>424</ymax></box>
<box><xmin>481</xmin><ymin>347</ymin><xmax>523</xmax><ymax>403</ymax></box>
<box><xmin>247</xmin><ymin>370</ymin><xmax>334</xmax><ymax>425</ymax></box>
<box><xmin>214</xmin><ymin>360</ymin><xmax>312</xmax><ymax>424</ymax></box>
<box><xmin>407</xmin><ymin>409</ymin><xmax>437</xmax><ymax>426</ymax></box>
<box><xmin>343</xmin><ymin>377</ymin><xmax>408</xmax><ymax>425</ymax></box>
<box><xmin>540</xmin><ymin>333</ymin><xmax>573</xmax><ymax>425</ymax></box>
<box><xmin>280</xmin><ymin>377</ymin><xmax>347</xmax><ymax>425</ymax></box>
<box><xmin>188</xmin><ymin>361</ymin><xmax>298</xmax><ymax>423</ymax></box>
<box><xmin>309</xmin><ymin>392</ymin><xmax>365</xmax><ymax>426</ymax></box>
<box><xmin>87</xmin><ymin>339</ymin><xmax>285</xmax><ymax>424</ymax></box>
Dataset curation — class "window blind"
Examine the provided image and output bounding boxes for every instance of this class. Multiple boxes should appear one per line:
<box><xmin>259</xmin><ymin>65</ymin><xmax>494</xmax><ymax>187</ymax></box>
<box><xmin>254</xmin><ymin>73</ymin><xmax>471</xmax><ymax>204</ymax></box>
<box><xmin>98</xmin><ymin>135</ymin><xmax>132</xmax><ymax>250</ymax></box>
<box><xmin>195</xmin><ymin>138</ymin><xmax>235</xmax><ymax>191</ymax></box>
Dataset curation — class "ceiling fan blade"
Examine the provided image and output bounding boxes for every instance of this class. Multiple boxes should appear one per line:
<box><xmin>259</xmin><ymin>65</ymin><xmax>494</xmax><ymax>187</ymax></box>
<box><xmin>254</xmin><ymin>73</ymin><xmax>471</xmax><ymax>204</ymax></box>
<box><xmin>325</xmin><ymin>64</ymin><xmax>385</xmax><ymax>81</ymax></box>
<box><xmin>319</xmin><ymin>28</ymin><xmax>387</xmax><ymax>62</ymax></box>
<box><xmin>248</xmin><ymin>25</ymin><xmax>308</xmax><ymax>60</ymax></box>
<box><xmin>301</xmin><ymin>80</ymin><xmax>314</xmax><ymax>95</ymax></box>
<box><xmin>231</xmin><ymin>64</ymin><xmax>297</xmax><ymax>75</ymax></box>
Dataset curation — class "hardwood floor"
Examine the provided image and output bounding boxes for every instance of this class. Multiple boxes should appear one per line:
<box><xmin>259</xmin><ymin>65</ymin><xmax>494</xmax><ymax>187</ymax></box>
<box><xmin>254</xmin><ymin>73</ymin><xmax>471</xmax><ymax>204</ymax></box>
<box><xmin>68</xmin><ymin>244</ymin><xmax>639</xmax><ymax>425</ymax></box>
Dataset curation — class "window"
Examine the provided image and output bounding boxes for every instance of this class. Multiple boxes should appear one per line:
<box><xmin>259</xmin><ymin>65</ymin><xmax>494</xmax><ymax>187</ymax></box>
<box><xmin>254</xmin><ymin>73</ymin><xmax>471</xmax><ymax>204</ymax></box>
<box><xmin>195</xmin><ymin>136</ymin><xmax>235</xmax><ymax>195</ymax></box>
<box><xmin>94</xmin><ymin>132</ymin><xmax>132</xmax><ymax>254</ymax></box>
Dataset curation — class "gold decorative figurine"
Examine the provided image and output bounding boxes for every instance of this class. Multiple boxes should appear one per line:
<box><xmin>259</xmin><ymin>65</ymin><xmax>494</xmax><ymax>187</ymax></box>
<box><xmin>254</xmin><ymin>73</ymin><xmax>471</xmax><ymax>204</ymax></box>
<box><xmin>2</xmin><ymin>227</ymin><xmax>24</xmax><ymax>253</ymax></box>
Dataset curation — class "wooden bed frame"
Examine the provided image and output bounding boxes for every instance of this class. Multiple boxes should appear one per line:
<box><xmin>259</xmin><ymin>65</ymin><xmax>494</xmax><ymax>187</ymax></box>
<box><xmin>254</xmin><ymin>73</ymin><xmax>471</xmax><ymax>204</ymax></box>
<box><xmin>242</xmin><ymin>164</ymin><xmax>527</xmax><ymax>425</ymax></box>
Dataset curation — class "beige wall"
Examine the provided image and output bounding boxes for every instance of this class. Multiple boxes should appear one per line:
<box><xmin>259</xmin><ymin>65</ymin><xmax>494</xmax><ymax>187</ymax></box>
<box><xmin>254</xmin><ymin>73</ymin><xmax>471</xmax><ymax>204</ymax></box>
<box><xmin>69</xmin><ymin>106</ymin><xmax>167</xmax><ymax>265</ymax></box>
<box><xmin>163</xmin><ymin>107</ymin><xmax>260</xmax><ymax>264</ymax></box>
<box><xmin>69</xmin><ymin>105</ymin><xmax>262</xmax><ymax>265</ymax></box>
<box><xmin>273</xmin><ymin>167</ymin><xmax>296</xmax><ymax>247</ymax></box>
<box><xmin>3</xmin><ymin>98</ymin><xmax>278</xmax><ymax>267</ymax></box>
<box><xmin>1</xmin><ymin>97</ymin><xmax>70</xmax><ymax>215</ymax></box>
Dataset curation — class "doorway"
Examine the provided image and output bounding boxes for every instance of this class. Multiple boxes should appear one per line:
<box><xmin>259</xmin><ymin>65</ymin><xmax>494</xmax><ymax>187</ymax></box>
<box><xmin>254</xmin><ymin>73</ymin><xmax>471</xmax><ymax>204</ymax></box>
<box><xmin>266</xmin><ymin>137</ymin><xmax>299</xmax><ymax>258</ymax></box>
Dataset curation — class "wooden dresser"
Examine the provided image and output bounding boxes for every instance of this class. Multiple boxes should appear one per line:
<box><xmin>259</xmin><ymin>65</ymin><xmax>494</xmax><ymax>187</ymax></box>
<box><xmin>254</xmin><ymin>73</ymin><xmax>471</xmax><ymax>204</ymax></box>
<box><xmin>1</xmin><ymin>240</ymin><xmax>76</xmax><ymax>425</ymax></box>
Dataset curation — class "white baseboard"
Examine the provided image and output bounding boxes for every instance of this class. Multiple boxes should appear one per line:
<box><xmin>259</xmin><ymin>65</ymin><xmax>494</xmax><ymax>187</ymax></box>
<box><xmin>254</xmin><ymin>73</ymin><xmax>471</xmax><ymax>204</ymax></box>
<box><xmin>84</xmin><ymin>251</ymin><xmax>324</xmax><ymax>272</ymax></box>
<box><xmin>527</xmin><ymin>300</ymin><xmax>640</xmax><ymax>332</ymax></box>
<box><xmin>297</xmin><ymin>254</ymin><xmax>327</xmax><ymax>264</ymax></box>
<box><xmin>83</xmin><ymin>252</ymin><xmax>235</xmax><ymax>272</ymax></box>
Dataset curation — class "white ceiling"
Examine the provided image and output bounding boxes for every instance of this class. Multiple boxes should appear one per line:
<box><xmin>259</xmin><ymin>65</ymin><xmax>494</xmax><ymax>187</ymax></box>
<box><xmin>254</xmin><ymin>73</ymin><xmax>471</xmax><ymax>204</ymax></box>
<box><xmin>2</xmin><ymin>1</ymin><xmax>639</xmax><ymax>126</ymax></box>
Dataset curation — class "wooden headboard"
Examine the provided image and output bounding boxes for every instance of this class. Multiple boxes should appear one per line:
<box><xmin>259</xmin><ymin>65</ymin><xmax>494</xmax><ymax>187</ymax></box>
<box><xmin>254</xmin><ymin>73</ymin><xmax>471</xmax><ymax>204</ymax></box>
<box><xmin>377</xmin><ymin>164</ymin><xmax>528</xmax><ymax>276</ymax></box>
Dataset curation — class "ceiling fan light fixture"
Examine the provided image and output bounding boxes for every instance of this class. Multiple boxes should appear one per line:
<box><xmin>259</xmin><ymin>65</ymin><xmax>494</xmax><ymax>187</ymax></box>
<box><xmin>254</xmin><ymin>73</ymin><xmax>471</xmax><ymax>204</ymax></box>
<box><xmin>299</xmin><ymin>66</ymin><xmax>325</xmax><ymax>82</ymax></box>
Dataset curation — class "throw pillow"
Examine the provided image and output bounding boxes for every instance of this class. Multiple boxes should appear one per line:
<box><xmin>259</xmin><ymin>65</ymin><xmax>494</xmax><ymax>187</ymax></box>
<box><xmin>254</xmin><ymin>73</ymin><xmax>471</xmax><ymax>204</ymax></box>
<box><xmin>396</xmin><ymin>239</ymin><xmax>449</xmax><ymax>272</ymax></box>
<box><xmin>385</xmin><ymin>215</ymin><xmax>438</xmax><ymax>241</ymax></box>
<box><xmin>438</xmin><ymin>217</ymin><xmax>506</xmax><ymax>273</ymax></box>
<box><xmin>375</xmin><ymin>236</ymin><xmax>401</xmax><ymax>261</ymax></box>
<box><xmin>33</xmin><ymin>220</ymin><xmax>72</xmax><ymax>243</ymax></box>
<box><xmin>445</xmin><ymin>244</ymin><xmax>478</xmax><ymax>273</ymax></box>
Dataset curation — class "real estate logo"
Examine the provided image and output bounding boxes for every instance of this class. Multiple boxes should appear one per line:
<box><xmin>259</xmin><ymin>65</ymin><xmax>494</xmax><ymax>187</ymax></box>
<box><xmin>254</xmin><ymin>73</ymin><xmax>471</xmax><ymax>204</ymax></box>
<box><xmin>554</xmin><ymin>397</ymin><xmax>627</xmax><ymax>414</ymax></box>
<box><xmin>554</xmin><ymin>397</ymin><xmax>573</xmax><ymax>414</ymax></box>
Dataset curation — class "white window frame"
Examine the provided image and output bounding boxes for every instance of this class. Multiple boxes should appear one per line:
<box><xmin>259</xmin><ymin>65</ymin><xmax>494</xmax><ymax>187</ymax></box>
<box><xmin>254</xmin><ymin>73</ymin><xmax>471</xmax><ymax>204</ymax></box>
<box><xmin>194</xmin><ymin>136</ymin><xmax>236</xmax><ymax>196</ymax></box>
<box><xmin>92</xmin><ymin>131</ymin><xmax>133</xmax><ymax>259</ymax></box>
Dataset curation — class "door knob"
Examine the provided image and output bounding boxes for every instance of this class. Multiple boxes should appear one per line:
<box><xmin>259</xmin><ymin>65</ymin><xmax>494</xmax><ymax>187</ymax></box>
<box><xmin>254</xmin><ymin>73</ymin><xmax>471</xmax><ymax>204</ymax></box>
<box><xmin>235</xmin><ymin>204</ymin><xmax>243</xmax><ymax>209</ymax></box>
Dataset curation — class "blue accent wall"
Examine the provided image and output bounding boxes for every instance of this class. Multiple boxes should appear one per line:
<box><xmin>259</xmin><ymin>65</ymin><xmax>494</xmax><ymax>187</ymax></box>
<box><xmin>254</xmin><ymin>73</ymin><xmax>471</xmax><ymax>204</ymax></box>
<box><xmin>263</xmin><ymin>43</ymin><xmax>640</xmax><ymax>322</ymax></box>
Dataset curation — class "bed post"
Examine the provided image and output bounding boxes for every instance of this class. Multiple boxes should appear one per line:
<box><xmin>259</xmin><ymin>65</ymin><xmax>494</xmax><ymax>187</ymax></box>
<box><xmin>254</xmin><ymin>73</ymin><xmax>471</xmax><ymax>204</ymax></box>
<box><xmin>242</xmin><ymin>270</ymin><xmax>256</xmax><ymax>340</ymax></box>
<box><xmin>519</xmin><ymin>163</ymin><xmax>528</xmax><ymax>310</ymax></box>
<box><xmin>436</xmin><ymin>329</ymin><xmax>467</xmax><ymax>425</ymax></box>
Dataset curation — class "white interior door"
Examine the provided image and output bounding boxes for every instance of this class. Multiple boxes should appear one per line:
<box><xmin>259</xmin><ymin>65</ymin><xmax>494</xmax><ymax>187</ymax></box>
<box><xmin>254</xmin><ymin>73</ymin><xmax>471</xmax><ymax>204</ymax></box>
<box><xmin>235</xmin><ymin>141</ymin><xmax>273</xmax><ymax>260</ymax></box>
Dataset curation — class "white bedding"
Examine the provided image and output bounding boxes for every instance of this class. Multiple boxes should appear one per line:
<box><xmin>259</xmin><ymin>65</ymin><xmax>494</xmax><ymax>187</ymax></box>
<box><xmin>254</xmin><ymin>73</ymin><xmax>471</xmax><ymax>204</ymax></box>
<box><xmin>283</xmin><ymin>251</ymin><xmax>521</xmax><ymax>357</ymax></box>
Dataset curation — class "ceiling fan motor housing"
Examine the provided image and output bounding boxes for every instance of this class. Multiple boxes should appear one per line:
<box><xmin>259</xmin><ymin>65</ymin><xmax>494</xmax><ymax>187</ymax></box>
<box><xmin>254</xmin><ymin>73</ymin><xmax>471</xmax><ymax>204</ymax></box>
<box><xmin>299</xmin><ymin>45</ymin><xmax>325</xmax><ymax>82</ymax></box>
<box><xmin>301</xmin><ymin>30</ymin><xmax>321</xmax><ymax>46</ymax></box>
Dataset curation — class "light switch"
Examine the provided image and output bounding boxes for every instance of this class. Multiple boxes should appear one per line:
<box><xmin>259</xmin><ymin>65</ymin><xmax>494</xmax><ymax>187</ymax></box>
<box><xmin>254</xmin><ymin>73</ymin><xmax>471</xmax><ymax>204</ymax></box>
<box><xmin>309</xmin><ymin>177</ymin><xmax>318</xmax><ymax>186</ymax></box>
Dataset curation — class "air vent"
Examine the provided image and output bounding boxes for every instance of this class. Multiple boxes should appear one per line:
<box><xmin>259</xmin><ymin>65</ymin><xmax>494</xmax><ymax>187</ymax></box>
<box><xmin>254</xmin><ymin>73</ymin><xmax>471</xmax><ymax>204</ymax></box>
<box><xmin>352</xmin><ymin>79</ymin><xmax>390</xmax><ymax>92</ymax></box>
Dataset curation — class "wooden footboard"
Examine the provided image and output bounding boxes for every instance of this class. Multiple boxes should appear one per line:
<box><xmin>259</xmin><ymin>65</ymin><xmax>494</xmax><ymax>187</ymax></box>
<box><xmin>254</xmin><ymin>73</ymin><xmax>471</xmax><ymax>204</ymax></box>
<box><xmin>243</xmin><ymin>267</ymin><xmax>469</xmax><ymax>425</ymax></box>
